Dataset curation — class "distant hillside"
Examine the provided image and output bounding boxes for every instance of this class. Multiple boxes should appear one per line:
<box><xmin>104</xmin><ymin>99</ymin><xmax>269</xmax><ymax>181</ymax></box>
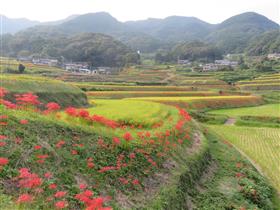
<box><xmin>206</xmin><ymin>12</ymin><xmax>279</xmax><ymax>53</ymax></box>
<box><xmin>2</xmin><ymin>32</ymin><xmax>140</xmax><ymax>67</ymax></box>
<box><xmin>125</xmin><ymin>16</ymin><xmax>212</xmax><ymax>42</ymax></box>
<box><xmin>1</xmin><ymin>15</ymin><xmax>39</xmax><ymax>34</ymax></box>
<box><xmin>3</xmin><ymin>11</ymin><xmax>279</xmax><ymax>54</ymax></box>
<box><xmin>246</xmin><ymin>30</ymin><xmax>280</xmax><ymax>55</ymax></box>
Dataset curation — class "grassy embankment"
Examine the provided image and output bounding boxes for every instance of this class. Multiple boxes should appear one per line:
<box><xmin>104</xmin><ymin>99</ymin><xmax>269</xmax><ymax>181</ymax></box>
<box><xmin>0</xmin><ymin>75</ymin><xmax>87</xmax><ymax>107</ymax></box>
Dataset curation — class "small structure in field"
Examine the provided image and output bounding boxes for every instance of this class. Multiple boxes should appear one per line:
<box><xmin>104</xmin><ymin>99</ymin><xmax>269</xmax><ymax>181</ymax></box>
<box><xmin>177</xmin><ymin>59</ymin><xmax>191</xmax><ymax>65</ymax></box>
<box><xmin>215</xmin><ymin>59</ymin><xmax>238</xmax><ymax>67</ymax></box>
<box><xmin>32</xmin><ymin>58</ymin><xmax>59</xmax><ymax>67</ymax></box>
<box><xmin>202</xmin><ymin>63</ymin><xmax>219</xmax><ymax>71</ymax></box>
<box><xmin>267</xmin><ymin>53</ymin><xmax>280</xmax><ymax>60</ymax></box>
<box><xmin>17</xmin><ymin>56</ymin><xmax>33</xmax><ymax>62</ymax></box>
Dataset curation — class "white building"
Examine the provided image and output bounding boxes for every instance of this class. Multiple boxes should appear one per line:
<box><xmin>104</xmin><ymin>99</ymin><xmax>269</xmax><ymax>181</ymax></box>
<box><xmin>267</xmin><ymin>53</ymin><xmax>280</xmax><ymax>60</ymax></box>
<box><xmin>202</xmin><ymin>63</ymin><xmax>219</xmax><ymax>71</ymax></box>
<box><xmin>177</xmin><ymin>59</ymin><xmax>191</xmax><ymax>65</ymax></box>
<box><xmin>215</xmin><ymin>60</ymin><xmax>238</xmax><ymax>67</ymax></box>
<box><xmin>32</xmin><ymin>58</ymin><xmax>58</xmax><ymax>67</ymax></box>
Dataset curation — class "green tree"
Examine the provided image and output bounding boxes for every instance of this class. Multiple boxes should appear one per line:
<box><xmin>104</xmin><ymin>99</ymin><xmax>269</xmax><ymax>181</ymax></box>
<box><xmin>18</xmin><ymin>64</ymin><xmax>25</xmax><ymax>74</ymax></box>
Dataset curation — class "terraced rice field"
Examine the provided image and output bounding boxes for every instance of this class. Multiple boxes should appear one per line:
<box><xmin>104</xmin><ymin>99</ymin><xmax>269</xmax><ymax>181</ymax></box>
<box><xmin>237</xmin><ymin>73</ymin><xmax>280</xmax><ymax>91</ymax></box>
<box><xmin>87</xmin><ymin>91</ymin><xmax>223</xmax><ymax>99</ymax></box>
<box><xmin>0</xmin><ymin>74</ymin><xmax>79</xmax><ymax>93</ymax></box>
<box><xmin>0</xmin><ymin>58</ymin><xmax>64</xmax><ymax>74</ymax></box>
<box><xmin>209</xmin><ymin>104</ymin><xmax>280</xmax><ymax>117</ymax></box>
<box><xmin>208</xmin><ymin>125</ymin><xmax>280</xmax><ymax>192</ymax></box>
<box><xmin>128</xmin><ymin>95</ymin><xmax>263</xmax><ymax>110</ymax></box>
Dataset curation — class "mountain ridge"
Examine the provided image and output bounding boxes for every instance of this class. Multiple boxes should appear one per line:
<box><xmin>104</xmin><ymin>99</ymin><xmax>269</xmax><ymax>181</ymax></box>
<box><xmin>2</xmin><ymin>12</ymin><xmax>279</xmax><ymax>53</ymax></box>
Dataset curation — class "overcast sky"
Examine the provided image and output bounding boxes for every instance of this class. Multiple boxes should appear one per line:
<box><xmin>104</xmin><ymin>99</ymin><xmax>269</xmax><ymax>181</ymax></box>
<box><xmin>0</xmin><ymin>0</ymin><xmax>279</xmax><ymax>24</ymax></box>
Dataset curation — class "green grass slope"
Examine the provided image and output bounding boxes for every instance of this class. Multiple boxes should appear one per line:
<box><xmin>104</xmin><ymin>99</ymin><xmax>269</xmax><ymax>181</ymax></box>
<box><xmin>0</xmin><ymin>75</ymin><xmax>88</xmax><ymax>107</ymax></box>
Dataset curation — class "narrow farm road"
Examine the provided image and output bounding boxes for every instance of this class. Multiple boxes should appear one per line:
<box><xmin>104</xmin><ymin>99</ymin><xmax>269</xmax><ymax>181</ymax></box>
<box><xmin>224</xmin><ymin>118</ymin><xmax>236</xmax><ymax>125</ymax></box>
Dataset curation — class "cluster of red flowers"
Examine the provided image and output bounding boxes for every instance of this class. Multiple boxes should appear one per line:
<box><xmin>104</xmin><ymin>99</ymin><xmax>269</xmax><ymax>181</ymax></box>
<box><xmin>44</xmin><ymin>102</ymin><xmax>61</xmax><ymax>114</ymax></box>
<box><xmin>15</xmin><ymin>92</ymin><xmax>41</xmax><ymax>106</ymax></box>
<box><xmin>18</xmin><ymin>168</ymin><xmax>43</xmax><ymax>189</ymax></box>
<box><xmin>65</xmin><ymin>107</ymin><xmax>119</xmax><ymax>129</ymax></box>
<box><xmin>0</xmin><ymin>87</ymin><xmax>195</xmax><ymax>209</ymax></box>
<box><xmin>178</xmin><ymin>108</ymin><xmax>192</xmax><ymax>121</ymax></box>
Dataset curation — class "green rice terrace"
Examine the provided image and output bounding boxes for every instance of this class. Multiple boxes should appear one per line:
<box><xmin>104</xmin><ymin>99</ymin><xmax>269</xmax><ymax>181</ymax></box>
<box><xmin>0</xmin><ymin>64</ymin><xmax>279</xmax><ymax>209</ymax></box>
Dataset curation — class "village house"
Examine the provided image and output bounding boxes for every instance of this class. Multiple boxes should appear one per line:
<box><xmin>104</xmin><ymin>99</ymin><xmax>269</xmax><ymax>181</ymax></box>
<box><xmin>32</xmin><ymin>58</ymin><xmax>59</xmax><ymax>67</ymax></box>
<box><xmin>267</xmin><ymin>53</ymin><xmax>280</xmax><ymax>60</ymax></box>
<box><xmin>64</xmin><ymin>62</ymin><xmax>98</xmax><ymax>74</ymax></box>
<box><xmin>17</xmin><ymin>56</ymin><xmax>33</xmax><ymax>62</ymax></box>
<box><xmin>215</xmin><ymin>59</ymin><xmax>238</xmax><ymax>67</ymax></box>
<box><xmin>177</xmin><ymin>59</ymin><xmax>191</xmax><ymax>65</ymax></box>
<box><xmin>202</xmin><ymin>63</ymin><xmax>219</xmax><ymax>71</ymax></box>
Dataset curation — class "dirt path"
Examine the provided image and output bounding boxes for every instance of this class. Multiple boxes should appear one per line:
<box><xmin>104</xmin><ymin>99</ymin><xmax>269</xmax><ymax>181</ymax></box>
<box><xmin>224</xmin><ymin>118</ymin><xmax>236</xmax><ymax>125</ymax></box>
<box><xmin>162</xmin><ymin>72</ymin><xmax>176</xmax><ymax>83</ymax></box>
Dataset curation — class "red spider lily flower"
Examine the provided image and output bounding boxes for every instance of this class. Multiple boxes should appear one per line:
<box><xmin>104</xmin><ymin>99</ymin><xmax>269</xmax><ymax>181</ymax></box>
<box><xmin>49</xmin><ymin>183</ymin><xmax>57</xmax><ymax>190</ymax></box>
<box><xmin>235</xmin><ymin>172</ymin><xmax>244</xmax><ymax>178</ymax></box>
<box><xmin>79</xmin><ymin>184</ymin><xmax>87</xmax><ymax>190</ymax></box>
<box><xmin>112</xmin><ymin>137</ymin><xmax>120</xmax><ymax>145</ymax></box>
<box><xmin>132</xmin><ymin>179</ymin><xmax>140</xmax><ymax>185</ymax></box>
<box><xmin>0</xmin><ymin>115</ymin><xmax>8</xmax><ymax>120</ymax></box>
<box><xmin>17</xmin><ymin>193</ymin><xmax>33</xmax><ymax>203</ymax></box>
<box><xmin>20</xmin><ymin>119</ymin><xmax>29</xmax><ymax>125</ymax></box>
<box><xmin>165</xmin><ymin>130</ymin><xmax>170</xmax><ymax>137</ymax></box>
<box><xmin>1</xmin><ymin>100</ymin><xmax>17</xmax><ymax>109</ymax></box>
<box><xmin>83</xmin><ymin>190</ymin><xmax>93</xmax><ymax>197</ymax></box>
<box><xmin>91</xmin><ymin>114</ymin><xmax>119</xmax><ymax>128</ymax></box>
<box><xmin>85</xmin><ymin>197</ymin><xmax>112</xmax><ymax>210</ymax></box>
<box><xmin>98</xmin><ymin>166</ymin><xmax>116</xmax><ymax>173</ymax></box>
<box><xmin>0</xmin><ymin>142</ymin><xmax>6</xmax><ymax>147</ymax></box>
<box><xmin>147</xmin><ymin>158</ymin><xmax>157</xmax><ymax>167</ymax></box>
<box><xmin>44</xmin><ymin>172</ymin><xmax>52</xmax><ymax>179</ymax></box>
<box><xmin>34</xmin><ymin>145</ymin><xmax>42</xmax><ymax>150</ymax></box>
<box><xmin>54</xmin><ymin>191</ymin><xmax>67</xmax><ymax>198</ymax></box>
<box><xmin>145</xmin><ymin>132</ymin><xmax>151</xmax><ymax>138</ymax></box>
<box><xmin>129</xmin><ymin>153</ymin><xmax>136</xmax><ymax>159</ymax></box>
<box><xmin>97</xmin><ymin>138</ymin><xmax>107</xmax><ymax>148</ymax></box>
<box><xmin>71</xmin><ymin>150</ymin><xmax>78</xmax><ymax>155</ymax></box>
<box><xmin>178</xmin><ymin>109</ymin><xmax>191</xmax><ymax>121</ymax></box>
<box><xmin>65</xmin><ymin>107</ymin><xmax>78</xmax><ymax>117</ymax></box>
<box><xmin>15</xmin><ymin>92</ymin><xmax>41</xmax><ymax>106</ymax></box>
<box><xmin>56</xmin><ymin>140</ymin><xmax>66</xmax><ymax>148</ymax></box>
<box><xmin>0</xmin><ymin>135</ymin><xmax>7</xmax><ymax>140</ymax></box>
<box><xmin>178</xmin><ymin>139</ymin><xmax>183</xmax><ymax>144</ymax></box>
<box><xmin>15</xmin><ymin>137</ymin><xmax>22</xmax><ymax>144</ymax></box>
<box><xmin>0</xmin><ymin>122</ymin><xmax>8</xmax><ymax>126</ymax></box>
<box><xmin>37</xmin><ymin>154</ymin><xmax>49</xmax><ymax>159</ymax></box>
<box><xmin>45</xmin><ymin>102</ymin><xmax>61</xmax><ymax>112</ymax></box>
<box><xmin>18</xmin><ymin>168</ymin><xmax>30</xmax><ymax>178</ymax></box>
<box><xmin>55</xmin><ymin>201</ymin><xmax>68</xmax><ymax>209</ymax></box>
<box><xmin>78</xmin><ymin>109</ymin><xmax>90</xmax><ymax>118</ymax></box>
<box><xmin>73</xmin><ymin>143</ymin><xmax>84</xmax><ymax>148</ymax></box>
<box><xmin>75</xmin><ymin>193</ymin><xmax>91</xmax><ymax>204</ymax></box>
<box><xmin>18</xmin><ymin>168</ymin><xmax>42</xmax><ymax>189</ymax></box>
<box><xmin>123</xmin><ymin>132</ymin><xmax>133</xmax><ymax>142</ymax></box>
<box><xmin>0</xmin><ymin>157</ymin><xmax>9</xmax><ymax>166</ymax></box>
<box><xmin>175</xmin><ymin>120</ymin><xmax>184</xmax><ymax>131</ymax></box>
<box><xmin>87</xmin><ymin>162</ymin><xmax>95</xmax><ymax>169</ymax></box>
<box><xmin>0</xmin><ymin>87</ymin><xmax>8</xmax><ymax>98</ymax></box>
<box><xmin>119</xmin><ymin>177</ymin><xmax>129</xmax><ymax>185</ymax></box>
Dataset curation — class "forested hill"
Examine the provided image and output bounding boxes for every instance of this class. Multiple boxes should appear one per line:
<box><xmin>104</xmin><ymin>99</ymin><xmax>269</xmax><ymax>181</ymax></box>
<box><xmin>1</xmin><ymin>33</ymin><xmax>140</xmax><ymax>67</ymax></box>
<box><xmin>2</xmin><ymin>12</ymin><xmax>279</xmax><ymax>54</ymax></box>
